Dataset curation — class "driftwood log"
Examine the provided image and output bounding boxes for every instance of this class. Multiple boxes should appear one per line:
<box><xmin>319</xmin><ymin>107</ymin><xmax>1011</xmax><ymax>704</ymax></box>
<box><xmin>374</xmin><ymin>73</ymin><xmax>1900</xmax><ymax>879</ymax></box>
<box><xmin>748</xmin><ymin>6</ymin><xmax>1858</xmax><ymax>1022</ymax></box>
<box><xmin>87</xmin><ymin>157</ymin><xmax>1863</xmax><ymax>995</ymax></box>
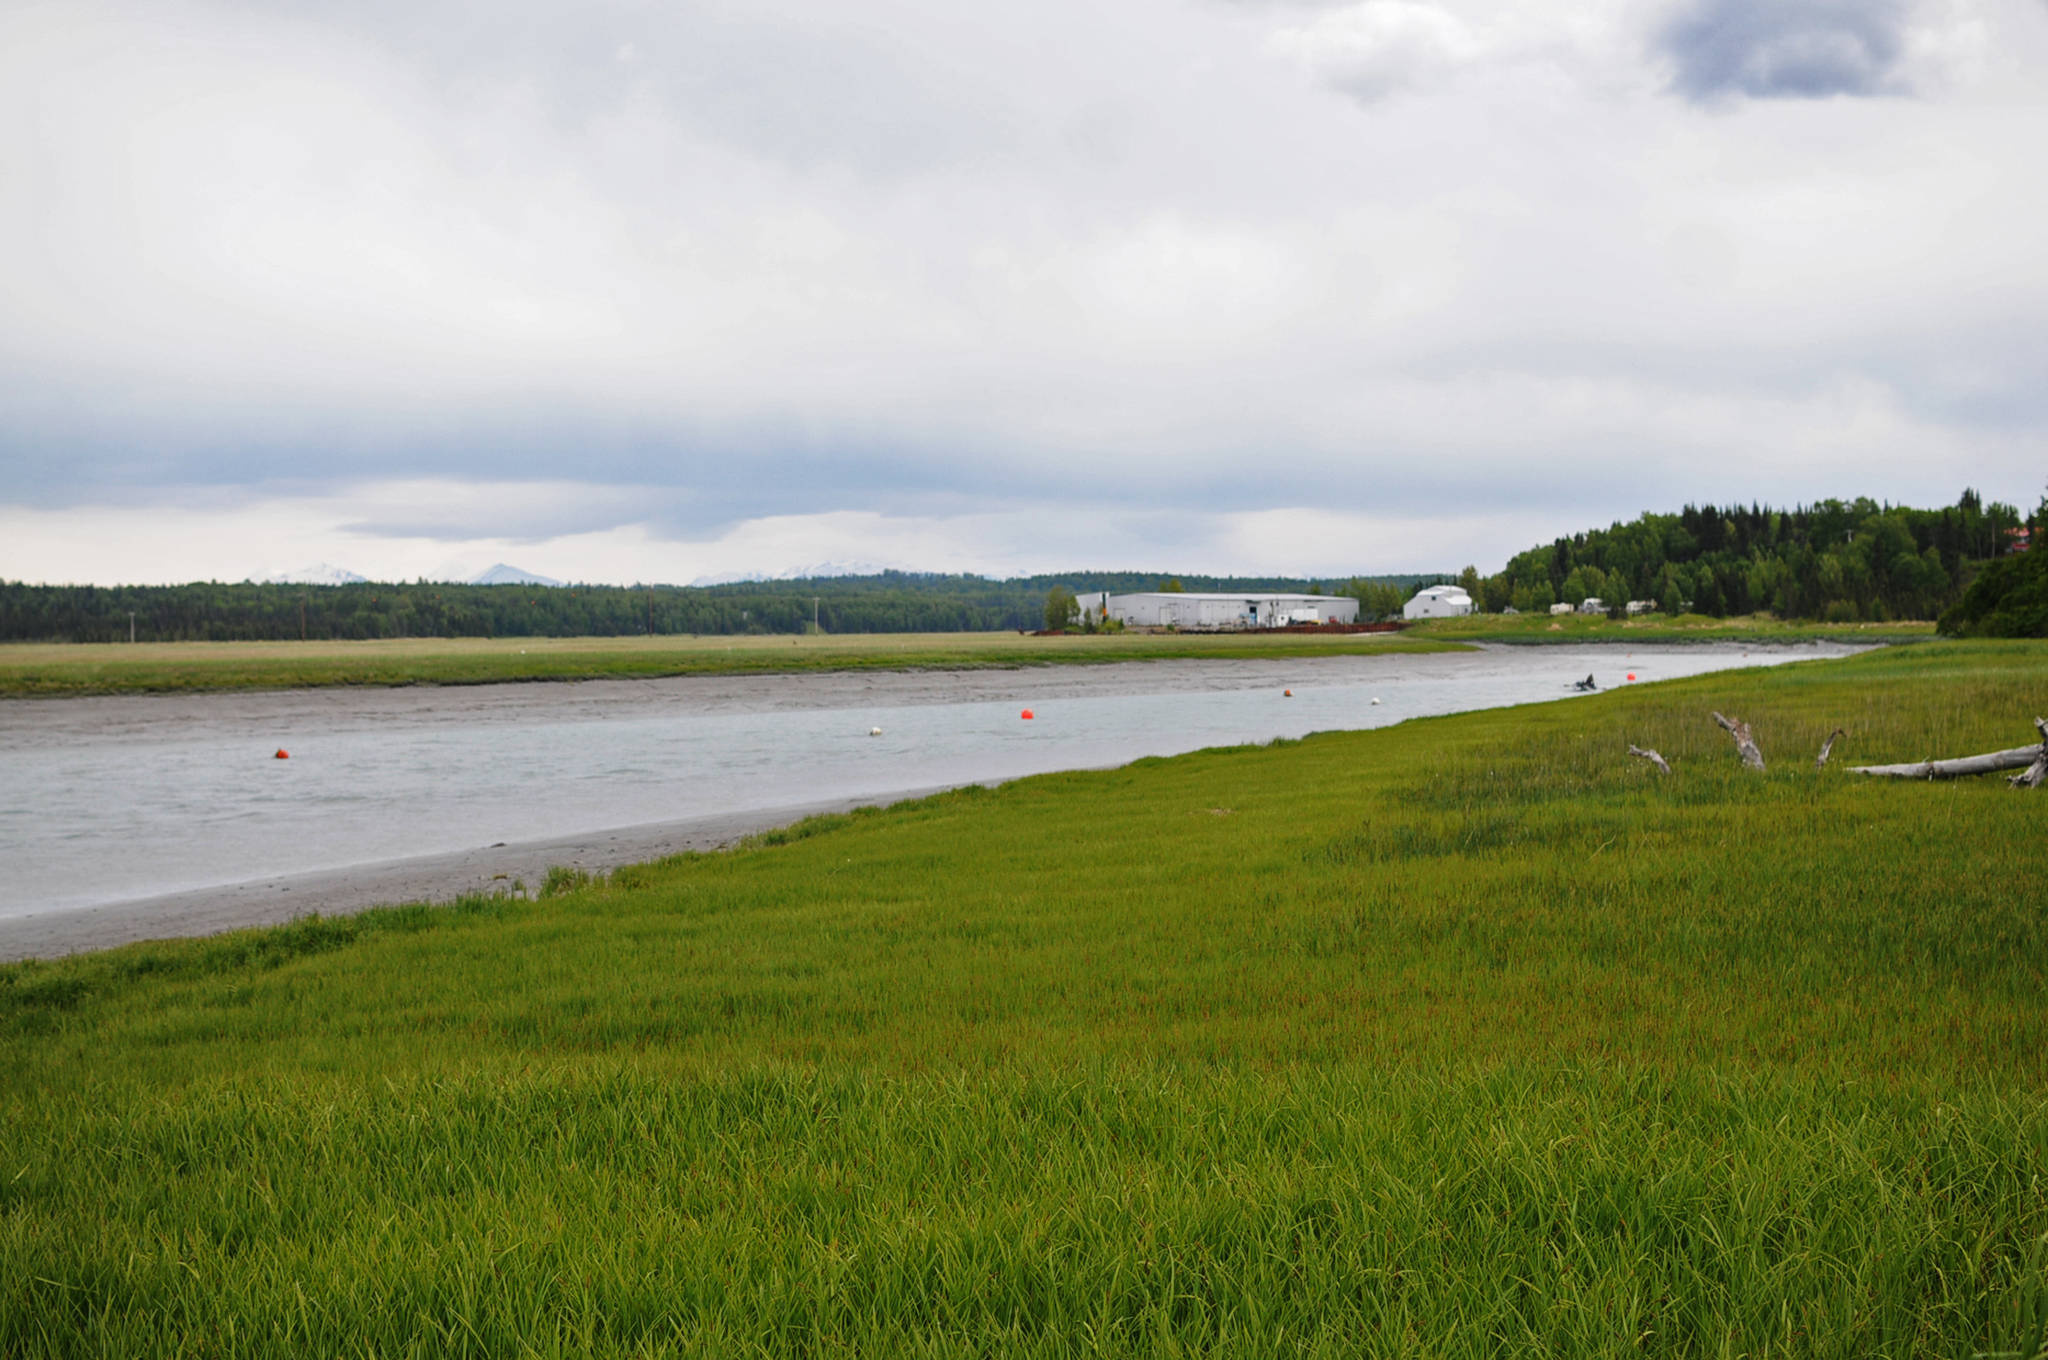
<box><xmin>2010</xmin><ymin>719</ymin><xmax>2048</xmax><ymax>789</ymax></box>
<box><xmin>1815</xmin><ymin>729</ymin><xmax>1846</xmax><ymax>770</ymax></box>
<box><xmin>1712</xmin><ymin>712</ymin><xmax>1765</xmax><ymax>772</ymax></box>
<box><xmin>1628</xmin><ymin>744</ymin><xmax>1671</xmax><ymax>774</ymax></box>
<box><xmin>1848</xmin><ymin>747</ymin><xmax>2037</xmax><ymax>780</ymax></box>
<box><xmin>1849</xmin><ymin>718</ymin><xmax>2048</xmax><ymax>785</ymax></box>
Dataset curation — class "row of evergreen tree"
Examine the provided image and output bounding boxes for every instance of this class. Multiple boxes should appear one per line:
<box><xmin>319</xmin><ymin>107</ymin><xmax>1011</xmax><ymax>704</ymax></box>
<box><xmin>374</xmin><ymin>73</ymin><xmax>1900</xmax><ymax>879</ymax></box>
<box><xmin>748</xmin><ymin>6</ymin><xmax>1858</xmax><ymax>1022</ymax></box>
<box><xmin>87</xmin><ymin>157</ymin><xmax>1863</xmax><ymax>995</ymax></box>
<box><xmin>5</xmin><ymin>490</ymin><xmax>2035</xmax><ymax>641</ymax></box>
<box><xmin>1422</xmin><ymin>490</ymin><xmax>2034</xmax><ymax>624</ymax></box>
<box><xmin>0</xmin><ymin>571</ymin><xmax>1424</xmax><ymax>643</ymax></box>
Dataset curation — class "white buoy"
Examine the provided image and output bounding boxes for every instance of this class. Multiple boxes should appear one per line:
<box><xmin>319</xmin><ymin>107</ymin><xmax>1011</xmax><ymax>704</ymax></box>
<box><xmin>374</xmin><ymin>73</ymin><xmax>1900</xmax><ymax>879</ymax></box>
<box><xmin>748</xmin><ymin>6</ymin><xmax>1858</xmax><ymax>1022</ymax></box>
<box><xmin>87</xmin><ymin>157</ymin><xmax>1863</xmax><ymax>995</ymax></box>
<box><xmin>869</xmin><ymin>727</ymin><xmax>883</xmax><ymax>736</ymax></box>
<box><xmin>1371</xmin><ymin>697</ymin><xmax>1382</xmax><ymax>705</ymax></box>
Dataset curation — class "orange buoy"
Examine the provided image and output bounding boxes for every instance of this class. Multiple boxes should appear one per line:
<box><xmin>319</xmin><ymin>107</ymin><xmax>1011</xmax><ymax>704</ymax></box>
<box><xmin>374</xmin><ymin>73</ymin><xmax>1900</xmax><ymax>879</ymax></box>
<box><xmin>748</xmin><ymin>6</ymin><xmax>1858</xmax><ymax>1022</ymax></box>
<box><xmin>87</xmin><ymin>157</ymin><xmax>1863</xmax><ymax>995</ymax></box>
<box><xmin>1284</xmin><ymin>689</ymin><xmax>1292</xmax><ymax>697</ymax></box>
<box><xmin>1626</xmin><ymin>673</ymin><xmax>1636</xmax><ymax>682</ymax></box>
<box><xmin>274</xmin><ymin>748</ymin><xmax>290</xmax><ymax>759</ymax></box>
<box><xmin>1020</xmin><ymin>709</ymin><xmax>1034</xmax><ymax>720</ymax></box>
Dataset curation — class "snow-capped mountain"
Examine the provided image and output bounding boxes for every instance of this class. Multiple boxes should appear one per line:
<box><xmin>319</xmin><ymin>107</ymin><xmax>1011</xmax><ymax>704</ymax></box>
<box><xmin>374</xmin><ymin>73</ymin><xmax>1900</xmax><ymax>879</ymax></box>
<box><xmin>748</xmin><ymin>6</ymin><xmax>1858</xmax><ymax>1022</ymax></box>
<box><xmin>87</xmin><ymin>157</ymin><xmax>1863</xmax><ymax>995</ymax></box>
<box><xmin>470</xmin><ymin>563</ymin><xmax>564</xmax><ymax>587</ymax></box>
<box><xmin>784</xmin><ymin>560</ymin><xmax>892</xmax><ymax>580</ymax></box>
<box><xmin>689</xmin><ymin>561</ymin><xmax>893</xmax><ymax>587</ymax></box>
<box><xmin>263</xmin><ymin>563</ymin><xmax>368</xmax><ymax>585</ymax></box>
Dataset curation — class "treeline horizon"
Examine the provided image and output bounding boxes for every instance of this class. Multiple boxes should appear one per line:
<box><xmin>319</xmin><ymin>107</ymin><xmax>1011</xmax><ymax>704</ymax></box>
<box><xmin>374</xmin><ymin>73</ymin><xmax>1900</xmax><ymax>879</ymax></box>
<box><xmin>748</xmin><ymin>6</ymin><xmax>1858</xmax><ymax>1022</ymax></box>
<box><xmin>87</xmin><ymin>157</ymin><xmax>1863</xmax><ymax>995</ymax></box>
<box><xmin>5</xmin><ymin>488</ymin><xmax>2038</xmax><ymax>642</ymax></box>
<box><xmin>1430</xmin><ymin>489</ymin><xmax>2036</xmax><ymax>625</ymax></box>
<box><xmin>0</xmin><ymin>571</ymin><xmax>1437</xmax><ymax>644</ymax></box>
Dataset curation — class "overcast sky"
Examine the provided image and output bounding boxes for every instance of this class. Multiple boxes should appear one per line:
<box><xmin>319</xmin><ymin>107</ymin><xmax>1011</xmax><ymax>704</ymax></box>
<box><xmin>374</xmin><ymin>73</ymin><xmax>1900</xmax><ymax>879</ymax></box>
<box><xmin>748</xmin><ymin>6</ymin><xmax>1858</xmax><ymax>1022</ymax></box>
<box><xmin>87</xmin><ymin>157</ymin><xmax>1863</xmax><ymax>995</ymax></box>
<box><xmin>2</xmin><ymin>0</ymin><xmax>2043</xmax><ymax>585</ymax></box>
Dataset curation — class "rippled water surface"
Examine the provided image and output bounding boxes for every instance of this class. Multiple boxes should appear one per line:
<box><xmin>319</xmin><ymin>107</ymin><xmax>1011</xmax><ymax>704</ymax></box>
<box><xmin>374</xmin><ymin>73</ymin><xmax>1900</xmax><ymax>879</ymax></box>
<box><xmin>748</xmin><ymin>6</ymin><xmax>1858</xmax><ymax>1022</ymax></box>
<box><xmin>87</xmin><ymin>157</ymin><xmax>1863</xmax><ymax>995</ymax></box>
<box><xmin>0</xmin><ymin>643</ymin><xmax>1862</xmax><ymax>918</ymax></box>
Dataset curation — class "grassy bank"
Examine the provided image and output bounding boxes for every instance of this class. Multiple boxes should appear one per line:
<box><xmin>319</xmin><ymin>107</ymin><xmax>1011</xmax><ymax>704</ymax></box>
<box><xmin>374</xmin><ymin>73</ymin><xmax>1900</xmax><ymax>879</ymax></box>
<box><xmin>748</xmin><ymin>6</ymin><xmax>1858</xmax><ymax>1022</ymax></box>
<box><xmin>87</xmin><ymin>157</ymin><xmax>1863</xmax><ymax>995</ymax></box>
<box><xmin>0</xmin><ymin>630</ymin><xmax>1463</xmax><ymax>698</ymax></box>
<box><xmin>4</xmin><ymin>642</ymin><xmax>2045</xmax><ymax>1355</ymax></box>
<box><xmin>1406</xmin><ymin>611</ymin><xmax>1936</xmax><ymax>645</ymax></box>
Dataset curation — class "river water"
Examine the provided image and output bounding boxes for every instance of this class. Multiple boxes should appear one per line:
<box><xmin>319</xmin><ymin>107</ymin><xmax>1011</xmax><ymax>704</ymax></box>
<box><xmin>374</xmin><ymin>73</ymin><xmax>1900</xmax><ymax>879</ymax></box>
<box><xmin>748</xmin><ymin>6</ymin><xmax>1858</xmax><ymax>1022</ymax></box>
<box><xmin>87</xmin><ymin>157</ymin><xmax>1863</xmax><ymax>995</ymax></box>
<box><xmin>0</xmin><ymin>643</ymin><xmax>1862</xmax><ymax>920</ymax></box>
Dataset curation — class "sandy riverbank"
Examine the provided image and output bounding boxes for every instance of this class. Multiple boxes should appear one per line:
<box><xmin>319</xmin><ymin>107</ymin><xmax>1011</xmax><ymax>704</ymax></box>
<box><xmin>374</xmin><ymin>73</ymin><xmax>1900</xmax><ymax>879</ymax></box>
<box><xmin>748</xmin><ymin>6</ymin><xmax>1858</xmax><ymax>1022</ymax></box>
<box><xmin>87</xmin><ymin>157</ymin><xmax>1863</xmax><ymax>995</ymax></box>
<box><xmin>0</xmin><ymin>787</ymin><xmax>957</xmax><ymax>961</ymax></box>
<box><xmin>0</xmin><ymin>651</ymin><xmax>1437</xmax><ymax>748</ymax></box>
<box><xmin>5</xmin><ymin>656</ymin><xmax>1417</xmax><ymax>961</ymax></box>
<box><xmin>2</xmin><ymin>644</ymin><xmax>1863</xmax><ymax>961</ymax></box>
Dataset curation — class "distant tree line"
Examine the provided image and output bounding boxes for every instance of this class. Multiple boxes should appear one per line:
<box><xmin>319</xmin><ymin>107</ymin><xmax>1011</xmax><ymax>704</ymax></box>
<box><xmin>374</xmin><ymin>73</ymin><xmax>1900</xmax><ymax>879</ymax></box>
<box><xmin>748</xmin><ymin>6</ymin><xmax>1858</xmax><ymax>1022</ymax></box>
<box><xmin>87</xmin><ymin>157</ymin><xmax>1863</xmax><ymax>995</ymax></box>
<box><xmin>1450</xmin><ymin>490</ymin><xmax>2034</xmax><ymax>623</ymax></box>
<box><xmin>15</xmin><ymin>487</ymin><xmax>2029</xmax><ymax>641</ymax></box>
<box><xmin>1340</xmin><ymin>578</ymin><xmax>1450</xmax><ymax>622</ymax></box>
<box><xmin>0</xmin><ymin>571</ymin><xmax>1428</xmax><ymax>643</ymax></box>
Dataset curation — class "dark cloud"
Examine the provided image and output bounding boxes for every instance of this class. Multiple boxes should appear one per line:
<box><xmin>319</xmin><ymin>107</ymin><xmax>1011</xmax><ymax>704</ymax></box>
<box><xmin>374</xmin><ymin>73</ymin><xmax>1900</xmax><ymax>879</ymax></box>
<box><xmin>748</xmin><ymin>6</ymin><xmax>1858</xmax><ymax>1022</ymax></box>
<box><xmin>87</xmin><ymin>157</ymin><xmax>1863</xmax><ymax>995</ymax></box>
<box><xmin>1660</xmin><ymin>0</ymin><xmax>1914</xmax><ymax>102</ymax></box>
<box><xmin>0</xmin><ymin>370</ymin><xmax>1617</xmax><ymax>540</ymax></box>
<box><xmin>0</xmin><ymin>399</ymin><xmax>989</xmax><ymax>533</ymax></box>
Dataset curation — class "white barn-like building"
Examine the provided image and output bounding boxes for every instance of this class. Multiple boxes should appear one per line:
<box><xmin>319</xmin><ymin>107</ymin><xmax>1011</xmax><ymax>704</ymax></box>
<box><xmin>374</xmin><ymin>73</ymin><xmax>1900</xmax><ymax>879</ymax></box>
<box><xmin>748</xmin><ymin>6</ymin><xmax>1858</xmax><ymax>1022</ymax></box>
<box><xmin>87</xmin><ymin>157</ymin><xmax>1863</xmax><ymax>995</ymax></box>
<box><xmin>1093</xmin><ymin>592</ymin><xmax>1360</xmax><ymax>630</ymax></box>
<box><xmin>1403</xmin><ymin>585</ymin><xmax>1474</xmax><ymax>620</ymax></box>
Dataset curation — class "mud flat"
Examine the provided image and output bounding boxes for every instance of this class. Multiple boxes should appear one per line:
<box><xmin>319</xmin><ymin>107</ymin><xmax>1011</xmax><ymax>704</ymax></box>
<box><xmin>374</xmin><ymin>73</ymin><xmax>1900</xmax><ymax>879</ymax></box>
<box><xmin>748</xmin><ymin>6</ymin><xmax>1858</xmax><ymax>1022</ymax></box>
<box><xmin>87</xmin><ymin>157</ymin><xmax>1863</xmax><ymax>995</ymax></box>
<box><xmin>0</xmin><ymin>644</ymin><xmax>1865</xmax><ymax>959</ymax></box>
<box><xmin>1</xmin><ymin>650</ymin><xmax>1488</xmax><ymax>744</ymax></box>
<box><xmin>0</xmin><ymin>789</ymin><xmax>957</xmax><ymax>961</ymax></box>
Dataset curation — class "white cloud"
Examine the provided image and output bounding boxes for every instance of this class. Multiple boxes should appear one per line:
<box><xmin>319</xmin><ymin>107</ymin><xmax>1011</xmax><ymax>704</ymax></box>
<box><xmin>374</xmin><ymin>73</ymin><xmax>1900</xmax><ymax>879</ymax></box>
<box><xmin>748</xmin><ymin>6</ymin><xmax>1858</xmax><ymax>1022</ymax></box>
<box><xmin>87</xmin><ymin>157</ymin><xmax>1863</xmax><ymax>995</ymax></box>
<box><xmin>1267</xmin><ymin>3</ymin><xmax>1484</xmax><ymax>103</ymax></box>
<box><xmin>1264</xmin><ymin>0</ymin><xmax>1652</xmax><ymax>105</ymax></box>
<box><xmin>0</xmin><ymin>0</ymin><xmax>2045</xmax><ymax>584</ymax></box>
<box><xmin>0</xmin><ymin>482</ymin><xmax>1563</xmax><ymax>584</ymax></box>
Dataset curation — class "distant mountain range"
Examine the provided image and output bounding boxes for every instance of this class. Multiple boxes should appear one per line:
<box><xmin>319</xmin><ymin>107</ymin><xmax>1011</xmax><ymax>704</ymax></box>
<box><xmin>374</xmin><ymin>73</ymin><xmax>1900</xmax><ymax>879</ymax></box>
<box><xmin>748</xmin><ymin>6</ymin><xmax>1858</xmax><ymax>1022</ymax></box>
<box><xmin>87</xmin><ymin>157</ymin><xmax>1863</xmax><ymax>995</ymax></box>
<box><xmin>263</xmin><ymin>563</ymin><xmax>368</xmax><ymax>586</ymax></box>
<box><xmin>470</xmin><ymin>564</ymin><xmax>564</xmax><ymax>587</ymax></box>
<box><xmin>690</xmin><ymin>560</ymin><xmax>894</xmax><ymax>587</ymax></box>
<box><xmin>257</xmin><ymin>563</ymin><xmax>568</xmax><ymax>586</ymax></box>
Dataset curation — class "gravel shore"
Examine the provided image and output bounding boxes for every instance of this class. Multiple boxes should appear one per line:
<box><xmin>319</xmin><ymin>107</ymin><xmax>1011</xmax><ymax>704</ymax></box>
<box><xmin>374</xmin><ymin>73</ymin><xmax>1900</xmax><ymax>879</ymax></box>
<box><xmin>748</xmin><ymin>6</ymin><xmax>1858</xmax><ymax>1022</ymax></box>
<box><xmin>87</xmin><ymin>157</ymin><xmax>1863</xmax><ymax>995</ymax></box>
<box><xmin>0</xmin><ymin>787</ymin><xmax>956</xmax><ymax>961</ymax></box>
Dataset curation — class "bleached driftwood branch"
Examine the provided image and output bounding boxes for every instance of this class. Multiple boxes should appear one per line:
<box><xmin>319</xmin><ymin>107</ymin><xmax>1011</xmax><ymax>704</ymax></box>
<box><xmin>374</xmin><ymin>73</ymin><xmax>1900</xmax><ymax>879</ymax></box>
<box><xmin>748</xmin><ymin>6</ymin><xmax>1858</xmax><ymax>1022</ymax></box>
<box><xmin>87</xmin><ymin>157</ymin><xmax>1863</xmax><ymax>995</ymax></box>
<box><xmin>2009</xmin><ymin>718</ymin><xmax>2048</xmax><ymax>789</ymax></box>
<box><xmin>1849</xmin><ymin>719</ymin><xmax>2048</xmax><ymax>785</ymax></box>
<box><xmin>1815</xmin><ymin>728</ymin><xmax>1846</xmax><ymax>771</ymax></box>
<box><xmin>1711</xmin><ymin>712</ymin><xmax>1765</xmax><ymax>772</ymax></box>
<box><xmin>1848</xmin><ymin>748</ymin><xmax>2037</xmax><ymax>780</ymax></box>
<box><xmin>1628</xmin><ymin>744</ymin><xmax>1671</xmax><ymax>774</ymax></box>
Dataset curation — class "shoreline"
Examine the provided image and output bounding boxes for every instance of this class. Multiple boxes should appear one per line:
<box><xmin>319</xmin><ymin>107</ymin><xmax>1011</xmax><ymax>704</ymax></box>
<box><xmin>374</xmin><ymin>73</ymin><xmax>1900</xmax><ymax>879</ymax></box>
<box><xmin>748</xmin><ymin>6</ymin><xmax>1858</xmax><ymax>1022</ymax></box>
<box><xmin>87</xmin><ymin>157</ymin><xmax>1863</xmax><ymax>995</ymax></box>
<box><xmin>0</xmin><ymin>641</ymin><xmax>1876</xmax><ymax>963</ymax></box>
<box><xmin>0</xmin><ymin>630</ymin><xmax>1466</xmax><ymax>700</ymax></box>
<box><xmin>1419</xmin><ymin>634</ymin><xmax>1929</xmax><ymax>647</ymax></box>
<box><xmin>0</xmin><ymin>788</ymin><xmax>958</xmax><ymax>962</ymax></box>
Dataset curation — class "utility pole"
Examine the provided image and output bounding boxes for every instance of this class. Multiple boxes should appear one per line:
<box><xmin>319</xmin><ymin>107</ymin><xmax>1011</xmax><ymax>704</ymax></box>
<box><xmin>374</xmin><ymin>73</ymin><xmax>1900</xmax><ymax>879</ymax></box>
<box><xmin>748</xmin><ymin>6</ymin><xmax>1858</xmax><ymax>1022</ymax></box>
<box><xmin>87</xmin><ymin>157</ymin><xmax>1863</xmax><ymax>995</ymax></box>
<box><xmin>300</xmin><ymin>593</ymin><xmax>307</xmax><ymax>641</ymax></box>
<box><xmin>813</xmin><ymin>596</ymin><xmax>820</xmax><ymax>633</ymax></box>
<box><xmin>128</xmin><ymin>610</ymin><xmax>136</xmax><ymax>644</ymax></box>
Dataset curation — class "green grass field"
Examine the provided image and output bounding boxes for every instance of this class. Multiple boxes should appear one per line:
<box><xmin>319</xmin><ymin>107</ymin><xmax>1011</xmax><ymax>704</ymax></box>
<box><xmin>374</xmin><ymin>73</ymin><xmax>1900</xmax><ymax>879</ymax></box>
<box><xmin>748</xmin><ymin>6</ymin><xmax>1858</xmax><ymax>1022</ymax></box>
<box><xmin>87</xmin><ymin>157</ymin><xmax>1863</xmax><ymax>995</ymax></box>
<box><xmin>0</xmin><ymin>630</ymin><xmax>1464</xmax><ymax>698</ymax></box>
<box><xmin>3</xmin><ymin>642</ymin><xmax>2044</xmax><ymax>1356</ymax></box>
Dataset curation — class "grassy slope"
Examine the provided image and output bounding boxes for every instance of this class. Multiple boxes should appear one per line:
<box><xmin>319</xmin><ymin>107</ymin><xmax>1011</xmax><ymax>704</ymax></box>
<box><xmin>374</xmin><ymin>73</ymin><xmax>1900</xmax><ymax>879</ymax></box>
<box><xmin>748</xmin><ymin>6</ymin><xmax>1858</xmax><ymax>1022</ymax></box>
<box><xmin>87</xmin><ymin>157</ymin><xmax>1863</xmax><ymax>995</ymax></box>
<box><xmin>1406</xmin><ymin>611</ymin><xmax>1936</xmax><ymax>645</ymax></box>
<box><xmin>0</xmin><ymin>630</ymin><xmax>1462</xmax><ymax>698</ymax></box>
<box><xmin>3</xmin><ymin>642</ymin><xmax>2045</xmax><ymax>1356</ymax></box>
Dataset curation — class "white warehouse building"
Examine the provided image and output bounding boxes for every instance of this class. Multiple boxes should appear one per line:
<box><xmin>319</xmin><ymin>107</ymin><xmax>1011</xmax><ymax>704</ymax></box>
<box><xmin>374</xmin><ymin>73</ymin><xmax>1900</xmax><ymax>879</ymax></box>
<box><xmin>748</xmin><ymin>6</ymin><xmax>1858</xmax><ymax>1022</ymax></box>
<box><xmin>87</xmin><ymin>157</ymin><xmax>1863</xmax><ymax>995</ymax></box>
<box><xmin>1092</xmin><ymin>592</ymin><xmax>1360</xmax><ymax>630</ymax></box>
<box><xmin>1403</xmin><ymin>585</ymin><xmax>1474</xmax><ymax>620</ymax></box>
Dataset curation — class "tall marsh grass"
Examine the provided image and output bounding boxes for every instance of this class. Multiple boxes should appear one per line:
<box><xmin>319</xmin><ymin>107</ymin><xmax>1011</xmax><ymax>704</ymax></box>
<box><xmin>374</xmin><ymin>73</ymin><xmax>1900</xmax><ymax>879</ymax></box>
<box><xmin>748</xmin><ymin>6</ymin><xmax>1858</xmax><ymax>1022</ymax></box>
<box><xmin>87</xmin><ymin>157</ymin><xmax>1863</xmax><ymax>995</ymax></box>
<box><xmin>2</xmin><ymin>640</ymin><xmax>2044</xmax><ymax>1355</ymax></box>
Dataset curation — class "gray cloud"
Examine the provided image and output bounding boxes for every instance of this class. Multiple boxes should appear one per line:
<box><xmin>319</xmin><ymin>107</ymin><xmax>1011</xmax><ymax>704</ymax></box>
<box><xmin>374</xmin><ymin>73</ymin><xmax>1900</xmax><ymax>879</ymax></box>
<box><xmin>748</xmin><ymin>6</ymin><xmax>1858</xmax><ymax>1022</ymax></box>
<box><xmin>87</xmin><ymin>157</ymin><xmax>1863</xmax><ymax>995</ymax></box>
<box><xmin>1659</xmin><ymin>0</ymin><xmax>1915</xmax><ymax>101</ymax></box>
<box><xmin>1</xmin><ymin>0</ymin><xmax>2045</xmax><ymax>581</ymax></box>
<box><xmin>206</xmin><ymin>0</ymin><xmax>1041</xmax><ymax>180</ymax></box>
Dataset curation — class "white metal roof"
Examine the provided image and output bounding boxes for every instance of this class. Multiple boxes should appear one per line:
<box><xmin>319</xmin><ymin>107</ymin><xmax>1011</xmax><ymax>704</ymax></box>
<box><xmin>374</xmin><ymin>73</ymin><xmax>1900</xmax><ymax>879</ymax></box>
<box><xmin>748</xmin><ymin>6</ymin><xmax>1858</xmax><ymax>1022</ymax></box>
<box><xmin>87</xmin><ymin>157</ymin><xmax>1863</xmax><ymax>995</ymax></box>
<box><xmin>1106</xmin><ymin>591</ymin><xmax>1343</xmax><ymax>602</ymax></box>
